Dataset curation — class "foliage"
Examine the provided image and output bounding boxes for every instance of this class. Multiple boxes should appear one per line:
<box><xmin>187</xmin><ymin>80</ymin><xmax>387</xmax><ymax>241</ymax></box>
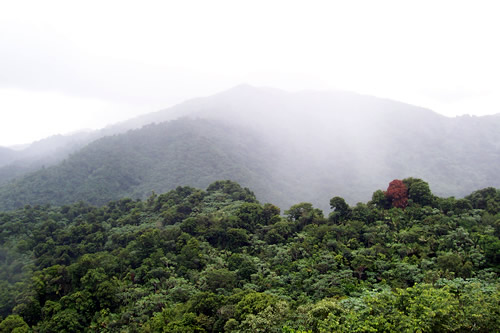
<box><xmin>328</xmin><ymin>196</ymin><xmax>351</xmax><ymax>223</ymax></box>
<box><xmin>0</xmin><ymin>179</ymin><xmax>499</xmax><ymax>332</ymax></box>
<box><xmin>385</xmin><ymin>179</ymin><xmax>409</xmax><ymax>209</ymax></box>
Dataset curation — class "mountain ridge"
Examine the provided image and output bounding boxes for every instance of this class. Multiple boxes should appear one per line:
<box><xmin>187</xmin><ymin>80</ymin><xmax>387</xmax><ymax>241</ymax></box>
<box><xmin>0</xmin><ymin>85</ymin><xmax>499</xmax><ymax>211</ymax></box>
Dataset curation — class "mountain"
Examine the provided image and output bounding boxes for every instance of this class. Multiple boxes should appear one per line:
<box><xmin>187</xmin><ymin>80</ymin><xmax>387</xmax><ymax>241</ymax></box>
<box><xmin>0</xmin><ymin>147</ymin><xmax>17</xmax><ymax>167</ymax></box>
<box><xmin>0</xmin><ymin>131</ymin><xmax>101</xmax><ymax>184</ymax></box>
<box><xmin>0</xmin><ymin>119</ymin><xmax>294</xmax><ymax>209</ymax></box>
<box><xmin>107</xmin><ymin>84</ymin><xmax>500</xmax><ymax>203</ymax></box>
<box><xmin>0</xmin><ymin>118</ymin><xmax>156</xmax><ymax>185</ymax></box>
<box><xmin>0</xmin><ymin>85</ymin><xmax>499</xmax><ymax>211</ymax></box>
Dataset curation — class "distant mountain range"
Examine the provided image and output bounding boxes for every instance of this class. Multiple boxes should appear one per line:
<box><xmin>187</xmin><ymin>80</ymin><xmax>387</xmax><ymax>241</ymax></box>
<box><xmin>0</xmin><ymin>85</ymin><xmax>499</xmax><ymax>211</ymax></box>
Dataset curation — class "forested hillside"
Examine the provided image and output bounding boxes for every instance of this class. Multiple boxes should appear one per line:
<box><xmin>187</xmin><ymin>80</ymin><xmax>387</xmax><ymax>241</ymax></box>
<box><xmin>1</xmin><ymin>86</ymin><xmax>499</xmax><ymax>211</ymax></box>
<box><xmin>0</xmin><ymin>147</ymin><xmax>17</xmax><ymax>167</ymax></box>
<box><xmin>0</xmin><ymin>119</ymin><xmax>294</xmax><ymax>210</ymax></box>
<box><xmin>0</xmin><ymin>132</ymin><xmax>100</xmax><ymax>186</ymax></box>
<box><xmin>0</xmin><ymin>179</ymin><xmax>499</xmax><ymax>332</ymax></box>
<box><xmin>157</xmin><ymin>85</ymin><xmax>500</xmax><ymax>200</ymax></box>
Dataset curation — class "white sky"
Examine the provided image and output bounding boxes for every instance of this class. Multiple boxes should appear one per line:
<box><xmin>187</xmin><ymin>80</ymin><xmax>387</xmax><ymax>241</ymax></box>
<box><xmin>1</xmin><ymin>0</ymin><xmax>499</xmax><ymax>146</ymax></box>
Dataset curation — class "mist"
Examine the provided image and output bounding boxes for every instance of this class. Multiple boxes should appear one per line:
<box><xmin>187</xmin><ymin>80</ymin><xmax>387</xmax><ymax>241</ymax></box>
<box><xmin>1</xmin><ymin>85</ymin><xmax>499</xmax><ymax>212</ymax></box>
<box><xmin>1</xmin><ymin>1</ymin><xmax>500</xmax><ymax>147</ymax></box>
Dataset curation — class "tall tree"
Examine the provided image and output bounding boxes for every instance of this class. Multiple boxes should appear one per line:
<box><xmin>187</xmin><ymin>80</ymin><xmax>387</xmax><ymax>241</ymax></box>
<box><xmin>385</xmin><ymin>179</ymin><xmax>408</xmax><ymax>209</ymax></box>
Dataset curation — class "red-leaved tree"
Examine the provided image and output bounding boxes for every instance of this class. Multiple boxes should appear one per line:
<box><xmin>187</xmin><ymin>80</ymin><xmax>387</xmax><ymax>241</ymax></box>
<box><xmin>385</xmin><ymin>179</ymin><xmax>408</xmax><ymax>209</ymax></box>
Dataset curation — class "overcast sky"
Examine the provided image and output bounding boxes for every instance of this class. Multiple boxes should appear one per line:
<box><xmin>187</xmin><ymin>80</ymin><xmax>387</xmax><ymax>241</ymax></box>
<box><xmin>1</xmin><ymin>0</ymin><xmax>499</xmax><ymax>146</ymax></box>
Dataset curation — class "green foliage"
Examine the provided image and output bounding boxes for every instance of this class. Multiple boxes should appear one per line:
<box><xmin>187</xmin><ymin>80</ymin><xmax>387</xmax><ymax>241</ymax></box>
<box><xmin>207</xmin><ymin>180</ymin><xmax>258</xmax><ymax>204</ymax></box>
<box><xmin>329</xmin><ymin>196</ymin><xmax>351</xmax><ymax>223</ymax></box>
<box><xmin>285</xmin><ymin>202</ymin><xmax>325</xmax><ymax>231</ymax></box>
<box><xmin>403</xmin><ymin>177</ymin><xmax>434</xmax><ymax>206</ymax></box>
<box><xmin>370</xmin><ymin>190</ymin><xmax>390</xmax><ymax>209</ymax></box>
<box><xmin>0</xmin><ymin>180</ymin><xmax>499</xmax><ymax>332</ymax></box>
<box><xmin>466</xmin><ymin>187</ymin><xmax>500</xmax><ymax>214</ymax></box>
<box><xmin>0</xmin><ymin>315</ymin><xmax>29</xmax><ymax>333</ymax></box>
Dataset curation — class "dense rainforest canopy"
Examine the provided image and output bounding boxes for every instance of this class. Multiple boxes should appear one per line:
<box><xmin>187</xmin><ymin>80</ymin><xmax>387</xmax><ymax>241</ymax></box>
<box><xmin>0</xmin><ymin>179</ymin><xmax>499</xmax><ymax>332</ymax></box>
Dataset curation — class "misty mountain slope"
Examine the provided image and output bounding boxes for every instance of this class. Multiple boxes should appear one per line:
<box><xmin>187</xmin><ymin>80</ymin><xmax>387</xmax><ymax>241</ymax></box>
<box><xmin>0</xmin><ymin>85</ymin><xmax>500</xmax><ymax>211</ymax></box>
<box><xmin>144</xmin><ymin>85</ymin><xmax>500</xmax><ymax>200</ymax></box>
<box><xmin>0</xmin><ymin>131</ymin><xmax>103</xmax><ymax>185</ymax></box>
<box><xmin>0</xmin><ymin>109</ymin><xmax>186</xmax><ymax>185</ymax></box>
<box><xmin>0</xmin><ymin>147</ymin><xmax>16</xmax><ymax>167</ymax></box>
<box><xmin>0</xmin><ymin>118</ymin><xmax>295</xmax><ymax>210</ymax></box>
<box><xmin>0</xmin><ymin>110</ymin><xmax>183</xmax><ymax>186</ymax></box>
<box><xmin>125</xmin><ymin>85</ymin><xmax>444</xmax><ymax>132</ymax></box>
<box><xmin>0</xmin><ymin>85</ymin><xmax>450</xmax><ymax>185</ymax></box>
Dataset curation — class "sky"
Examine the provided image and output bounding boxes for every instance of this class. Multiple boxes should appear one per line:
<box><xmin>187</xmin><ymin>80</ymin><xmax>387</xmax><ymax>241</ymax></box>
<box><xmin>1</xmin><ymin>0</ymin><xmax>499</xmax><ymax>146</ymax></box>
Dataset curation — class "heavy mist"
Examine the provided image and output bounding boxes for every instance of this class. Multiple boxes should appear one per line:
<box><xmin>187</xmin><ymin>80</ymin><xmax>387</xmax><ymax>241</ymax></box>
<box><xmin>1</xmin><ymin>1</ymin><xmax>499</xmax><ymax>147</ymax></box>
